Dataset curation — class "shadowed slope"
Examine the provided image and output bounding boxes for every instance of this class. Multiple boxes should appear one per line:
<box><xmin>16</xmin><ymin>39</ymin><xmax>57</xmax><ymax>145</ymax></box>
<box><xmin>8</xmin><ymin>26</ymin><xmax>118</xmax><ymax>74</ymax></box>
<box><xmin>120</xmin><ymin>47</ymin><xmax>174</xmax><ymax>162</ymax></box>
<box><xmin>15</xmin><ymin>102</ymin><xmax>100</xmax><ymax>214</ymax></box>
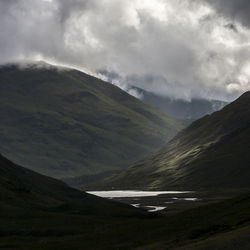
<box><xmin>0</xmin><ymin>153</ymin><xmax>141</xmax><ymax>216</ymax></box>
<box><xmin>0</xmin><ymin>63</ymin><xmax>182</xmax><ymax>179</ymax></box>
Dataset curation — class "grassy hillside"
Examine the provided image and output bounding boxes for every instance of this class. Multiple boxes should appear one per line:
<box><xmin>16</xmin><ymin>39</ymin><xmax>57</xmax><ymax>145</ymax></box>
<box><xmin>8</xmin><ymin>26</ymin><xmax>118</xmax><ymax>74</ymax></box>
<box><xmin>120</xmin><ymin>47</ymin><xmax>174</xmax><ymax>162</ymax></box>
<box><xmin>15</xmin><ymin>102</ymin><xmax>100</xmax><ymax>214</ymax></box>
<box><xmin>1</xmin><ymin>154</ymin><xmax>250</xmax><ymax>249</ymax></box>
<box><xmin>96</xmin><ymin>91</ymin><xmax>250</xmax><ymax>190</ymax></box>
<box><xmin>0</xmin><ymin>62</ymin><xmax>182</xmax><ymax>179</ymax></box>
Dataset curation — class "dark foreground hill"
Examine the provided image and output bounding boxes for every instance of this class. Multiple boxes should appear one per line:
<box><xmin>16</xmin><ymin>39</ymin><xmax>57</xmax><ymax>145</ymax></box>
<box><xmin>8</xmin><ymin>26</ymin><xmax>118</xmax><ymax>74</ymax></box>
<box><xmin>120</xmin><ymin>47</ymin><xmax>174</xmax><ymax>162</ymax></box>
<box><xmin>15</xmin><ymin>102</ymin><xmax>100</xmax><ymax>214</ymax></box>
<box><xmin>0</xmin><ymin>153</ymin><xmax>140</xmax><ymax>216</ymax></box>
<box><xmin>97</xmin><ymin>91</ymin><xmax>250</xmax><ymax>190</ymax></box>
<box><xmin>1</xmin><ymin>154</ymin><xmax>250</xmax><ymax>249</ymax></box>
<box><xmin>0</xmin><ymin>62</ymin><xmax>182</xmax><ymax>179</ymax></box>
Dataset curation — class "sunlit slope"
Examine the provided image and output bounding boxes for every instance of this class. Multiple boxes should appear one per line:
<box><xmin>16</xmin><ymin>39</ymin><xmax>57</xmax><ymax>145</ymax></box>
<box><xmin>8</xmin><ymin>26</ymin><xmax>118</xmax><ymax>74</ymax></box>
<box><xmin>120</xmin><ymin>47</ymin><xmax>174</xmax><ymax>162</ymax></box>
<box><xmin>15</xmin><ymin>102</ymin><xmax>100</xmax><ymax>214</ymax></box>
<box><xmin>99</xmin><ymin>91</ymin><xmax>250</xmax><ymax>190</ymax></box>
<box><xmin>0</xmin><ymin>63</ymin><xmax>182</xmax><ymax>178</ymax></box>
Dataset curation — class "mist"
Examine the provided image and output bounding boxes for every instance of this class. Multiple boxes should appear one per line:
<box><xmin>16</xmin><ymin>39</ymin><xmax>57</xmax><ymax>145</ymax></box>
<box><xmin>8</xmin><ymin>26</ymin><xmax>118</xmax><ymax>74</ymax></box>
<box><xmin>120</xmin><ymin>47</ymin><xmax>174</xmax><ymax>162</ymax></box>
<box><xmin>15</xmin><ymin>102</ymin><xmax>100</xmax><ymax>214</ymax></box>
<box><xmin>0</xmin><ymin>0</ymin><xmax>250</xmax><ymax>101</ymax></box>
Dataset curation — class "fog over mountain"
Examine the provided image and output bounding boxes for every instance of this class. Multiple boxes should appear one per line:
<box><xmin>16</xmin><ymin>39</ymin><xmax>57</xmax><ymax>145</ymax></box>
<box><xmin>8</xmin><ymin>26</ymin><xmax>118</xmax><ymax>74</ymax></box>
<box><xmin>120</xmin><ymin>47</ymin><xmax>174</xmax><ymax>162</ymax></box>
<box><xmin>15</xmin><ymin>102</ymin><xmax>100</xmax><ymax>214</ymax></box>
<box><xmin>0</xmin><ymin>0</ymin><xmax>250</xmax><ymax>101</ymax></box>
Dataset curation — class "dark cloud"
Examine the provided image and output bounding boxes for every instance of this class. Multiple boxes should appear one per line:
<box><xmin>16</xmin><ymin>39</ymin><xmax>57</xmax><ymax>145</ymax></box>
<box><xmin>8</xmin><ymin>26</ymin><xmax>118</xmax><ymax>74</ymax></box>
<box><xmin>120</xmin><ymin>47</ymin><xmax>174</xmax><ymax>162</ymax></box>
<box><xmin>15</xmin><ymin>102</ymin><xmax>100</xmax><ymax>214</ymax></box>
<box><xmin>0</xmin><ymin>0</ymin><xmax>249</xmax><ymax>101</ymax></box>
<box><xmin>224</xmin><ymin>23</ymin><xmax>238</xmax><ymax>33</ymax></box>
<box><xmin>204</xmin><ymin>0</ymin><xmax>250</xmax><ymax>27</ymax></box>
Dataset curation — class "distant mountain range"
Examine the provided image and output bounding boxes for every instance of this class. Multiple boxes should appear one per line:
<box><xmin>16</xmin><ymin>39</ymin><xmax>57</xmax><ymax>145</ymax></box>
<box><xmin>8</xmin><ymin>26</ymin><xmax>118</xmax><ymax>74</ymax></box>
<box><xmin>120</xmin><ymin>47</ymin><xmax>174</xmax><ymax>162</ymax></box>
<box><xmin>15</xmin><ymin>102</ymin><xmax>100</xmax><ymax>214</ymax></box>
<box><xmin>133</xmin><ymin>87</ymin><xmax>228</xmax><ymax>120</ymax></box>
<box><xmin>0</xmin><ymin>63</ymin><xmax>183</xmax><ymax>179</ymax></box>
<box><xmin>96</xmin><ymin>91</ymin><xmax>250</xmax><ymax>190</ymax></box>
<box><xmin>98</xmin><ymin>70</ymin><xmax>228</xmax><ymax>120</ymax></box>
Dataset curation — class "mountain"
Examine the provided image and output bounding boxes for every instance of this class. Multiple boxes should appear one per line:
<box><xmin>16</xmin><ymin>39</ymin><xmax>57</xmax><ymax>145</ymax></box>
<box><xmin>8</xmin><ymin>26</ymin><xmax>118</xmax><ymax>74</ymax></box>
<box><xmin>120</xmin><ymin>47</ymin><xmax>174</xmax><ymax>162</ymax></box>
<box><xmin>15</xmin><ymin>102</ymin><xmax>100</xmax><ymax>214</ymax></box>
<box><xmin>98</xmin><ymin>70</ymin><xmax>228</xmax><ymax>120</ymax></box>
<box><xmin>134</xmin><ymin>87</ymin><xmax>228</xmax><ymax>120</ymax></box>
<box><xmin>0</xmin><ymin>153</ymin><xmax>138</xmax><ymax>216</ymax></box>
<box><xmin>1</xmin><ymin>154</ymin><xmax>250</xmax><ymax>249</ymax></box>
<box><xmin>0</xmin><ymin>62</ymin><xmax>183</xmax><ymax>179</ymax></box>
<box><xmin>96</xmin><ymin>91</ymin><xmax>250</xmax><ymax>190</ymax></box>
<box><xmin>0</xmin><ymin>153</ymin><xmax>145</xmax><ymax>249</ymax></box>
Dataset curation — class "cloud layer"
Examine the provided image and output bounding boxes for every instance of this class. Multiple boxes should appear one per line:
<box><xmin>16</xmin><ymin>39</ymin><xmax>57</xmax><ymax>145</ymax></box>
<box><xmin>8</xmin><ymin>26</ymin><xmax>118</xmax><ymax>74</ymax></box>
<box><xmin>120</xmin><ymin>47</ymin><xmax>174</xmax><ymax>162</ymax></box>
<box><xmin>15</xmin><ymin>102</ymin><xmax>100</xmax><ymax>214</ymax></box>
<box><xmin>0</xmin><ymin>0</ymin><xmax>250</xmax><ymax>101</ymax></box>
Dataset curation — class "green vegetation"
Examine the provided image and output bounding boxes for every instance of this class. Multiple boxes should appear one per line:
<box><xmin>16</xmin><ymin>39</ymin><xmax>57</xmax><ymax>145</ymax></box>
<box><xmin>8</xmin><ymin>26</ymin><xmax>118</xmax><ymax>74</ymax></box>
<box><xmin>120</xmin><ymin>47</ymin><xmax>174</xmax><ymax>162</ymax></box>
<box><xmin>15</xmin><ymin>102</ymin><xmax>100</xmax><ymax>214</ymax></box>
<box><xmin>97</xmin><ymin>91</ymin><xmax>250</xmax><ymax>190</ymax></box>
<box><xmin>2</xmin><ymin>63</ymin><xmax>250</xmax><ymax>249</ymax></box>
<box><xmin>1</xmin><ymin>154</ymin><xmax>250</xmax><ymax>249</ymax></box>
<box><xmin>0</xmin><ymin>63</ymin><xmax>182</xmax><ymax>179</ymax></box>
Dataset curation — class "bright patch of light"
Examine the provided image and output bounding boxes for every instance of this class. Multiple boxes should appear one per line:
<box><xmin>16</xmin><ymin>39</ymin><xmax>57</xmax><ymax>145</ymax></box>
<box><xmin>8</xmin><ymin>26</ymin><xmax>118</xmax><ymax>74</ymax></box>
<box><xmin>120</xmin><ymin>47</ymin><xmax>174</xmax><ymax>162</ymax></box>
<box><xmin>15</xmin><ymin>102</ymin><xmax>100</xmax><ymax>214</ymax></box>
<box><xmin>242</xmin><ymin>63</ymin><xmax>250</xmax><ymax>77</ymax></box>
<box><xmin>122</xmin><ymin>2</ymin><xmax>141</xmax><ymax>28</ymax></box>
<box><xmin>212</xmin><ymin>26</ymin><xmax>238</xmax><ymax>48</ymax></box>
<box><xmin>64</xmin><ymin>15</ymin><xmax>101</xmax><ymax>51</ymax></box>
<box><xmin>227</xmin><ymin>83</ymin><xmax>241</xmax><ymax>93</ymax></box>
<box><xmin>134</xmin><ymin>0</ymin><xmax>169</xmax><ymax>22</ymax></box>
<box><xmin>175</xmin><ymin>2</ymin><xmax>213</xmax><ymax>27</ymax></box>
<box><xmin>227</xmin><ymin>58</ymin><xmax>236</xmax><ymax>66</ymax></box>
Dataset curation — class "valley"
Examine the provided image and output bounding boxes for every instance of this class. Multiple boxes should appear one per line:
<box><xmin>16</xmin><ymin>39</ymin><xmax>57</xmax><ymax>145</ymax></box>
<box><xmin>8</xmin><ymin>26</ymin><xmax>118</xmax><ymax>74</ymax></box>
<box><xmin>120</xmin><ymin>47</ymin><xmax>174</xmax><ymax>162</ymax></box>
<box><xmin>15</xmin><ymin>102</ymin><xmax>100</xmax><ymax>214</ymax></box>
<box><xmin>94</xmin><ymin>91</ymin><xmax>250</xmax><ymax>191</ymax></box>
<box><xmin>1</xmin><ymin>73</ymin><xmax>250</xmax><ymax>248</ymax></box>
<box><xmin>1</xmin><ymin>1</ymin><xmax>250</xmax><ymax>249</ymax></box>
<box><xmin>1</xmin><ymin>153</ymin><xmax>250</xmax><ymax>249</ymax></box>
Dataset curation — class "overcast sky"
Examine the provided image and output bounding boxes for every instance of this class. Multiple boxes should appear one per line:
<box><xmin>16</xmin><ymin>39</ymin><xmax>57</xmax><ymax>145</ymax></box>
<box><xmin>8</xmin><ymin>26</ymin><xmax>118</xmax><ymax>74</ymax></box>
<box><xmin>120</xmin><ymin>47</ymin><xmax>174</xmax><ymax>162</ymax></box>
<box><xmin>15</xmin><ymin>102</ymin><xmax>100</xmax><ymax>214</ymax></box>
<box><xmin>1</xmin><ymin>0</ymin><xmax>250</xmax><ymax>101</ymax></box>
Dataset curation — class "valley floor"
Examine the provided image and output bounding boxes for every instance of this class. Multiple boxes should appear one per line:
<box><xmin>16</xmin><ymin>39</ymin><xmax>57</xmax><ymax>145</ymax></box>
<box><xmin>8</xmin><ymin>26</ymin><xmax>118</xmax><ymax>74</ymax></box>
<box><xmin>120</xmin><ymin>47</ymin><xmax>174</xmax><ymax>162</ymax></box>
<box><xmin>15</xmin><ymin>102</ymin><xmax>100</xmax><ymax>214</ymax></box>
<box><xmin>1</xmin><ymin>189</ymin><xmax>250</xmax><ymax>249</ymax></box>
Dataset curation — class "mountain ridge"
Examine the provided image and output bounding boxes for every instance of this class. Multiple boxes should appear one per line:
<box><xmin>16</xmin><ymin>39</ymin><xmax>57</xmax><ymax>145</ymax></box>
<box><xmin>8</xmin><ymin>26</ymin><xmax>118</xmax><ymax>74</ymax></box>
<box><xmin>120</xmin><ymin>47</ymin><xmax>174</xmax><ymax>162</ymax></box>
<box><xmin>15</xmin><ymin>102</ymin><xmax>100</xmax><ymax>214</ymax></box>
<box><xmin>134</xmin><ymin>86</ymin><xmax>228</xmax><ymax>119</ymax></box>
<box><xmin>98</xmin><ymin>69</ymin><xmax>228</xmax><ymax>120</ymax></box>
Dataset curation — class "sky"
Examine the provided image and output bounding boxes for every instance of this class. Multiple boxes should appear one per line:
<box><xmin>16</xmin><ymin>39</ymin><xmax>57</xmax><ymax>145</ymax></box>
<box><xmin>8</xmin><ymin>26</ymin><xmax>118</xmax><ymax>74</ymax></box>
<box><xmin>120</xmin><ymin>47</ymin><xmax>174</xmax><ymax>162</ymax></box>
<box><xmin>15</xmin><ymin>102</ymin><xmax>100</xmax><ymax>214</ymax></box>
<box><xmin>0</xmin><ymin>0</ymin><xmax>250</xmax><ymax>101</ymax></box>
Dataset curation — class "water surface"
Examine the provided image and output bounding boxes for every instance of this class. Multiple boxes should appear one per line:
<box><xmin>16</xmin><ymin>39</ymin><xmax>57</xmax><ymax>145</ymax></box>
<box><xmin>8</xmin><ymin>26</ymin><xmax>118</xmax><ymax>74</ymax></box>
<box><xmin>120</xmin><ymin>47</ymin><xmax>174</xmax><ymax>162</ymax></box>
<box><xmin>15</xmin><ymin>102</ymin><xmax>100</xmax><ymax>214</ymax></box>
<box><xmin>87</xmin><ymin>190</ymin><xmax>191</xmax><ymax>198</ymax></box>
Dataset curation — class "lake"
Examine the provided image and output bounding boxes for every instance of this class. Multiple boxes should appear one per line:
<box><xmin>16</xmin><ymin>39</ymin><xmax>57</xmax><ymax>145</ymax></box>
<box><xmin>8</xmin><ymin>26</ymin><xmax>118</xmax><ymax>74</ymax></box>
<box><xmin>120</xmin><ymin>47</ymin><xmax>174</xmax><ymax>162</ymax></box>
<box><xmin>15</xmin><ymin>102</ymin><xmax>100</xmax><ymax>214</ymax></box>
<box><xmin>87</xmin><ymin>190</ymin><xmax>191</xmax><ymax>198</ymax></box>
<box><xmin>87</xmin><ymin>190</ymin><xmax>200</xmax><ymax>213</ymax></box>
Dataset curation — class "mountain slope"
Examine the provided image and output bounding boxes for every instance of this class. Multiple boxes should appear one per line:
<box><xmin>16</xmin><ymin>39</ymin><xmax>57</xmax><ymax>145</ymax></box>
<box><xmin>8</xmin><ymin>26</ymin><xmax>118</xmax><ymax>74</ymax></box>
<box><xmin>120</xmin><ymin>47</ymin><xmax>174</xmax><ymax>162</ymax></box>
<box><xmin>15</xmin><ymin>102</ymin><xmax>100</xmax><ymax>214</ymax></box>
<box><xmin>0</xmin><ymin>153</ymin><xmax>139</xmax><ymax>216</ymax></box>
<box><xmin>0</xmin><ymin>62</ymin><xmax>183</xmax><ymax>179</ymax></box>
<box><xmin>0</xmin><ymin>153</ymin><xmax>143</xmax><ymax>248</ymax></box>
<box><xmin>97</xmin><ymin>91</ymin><xmax>250</xmax><ymax>190</ymax></box>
